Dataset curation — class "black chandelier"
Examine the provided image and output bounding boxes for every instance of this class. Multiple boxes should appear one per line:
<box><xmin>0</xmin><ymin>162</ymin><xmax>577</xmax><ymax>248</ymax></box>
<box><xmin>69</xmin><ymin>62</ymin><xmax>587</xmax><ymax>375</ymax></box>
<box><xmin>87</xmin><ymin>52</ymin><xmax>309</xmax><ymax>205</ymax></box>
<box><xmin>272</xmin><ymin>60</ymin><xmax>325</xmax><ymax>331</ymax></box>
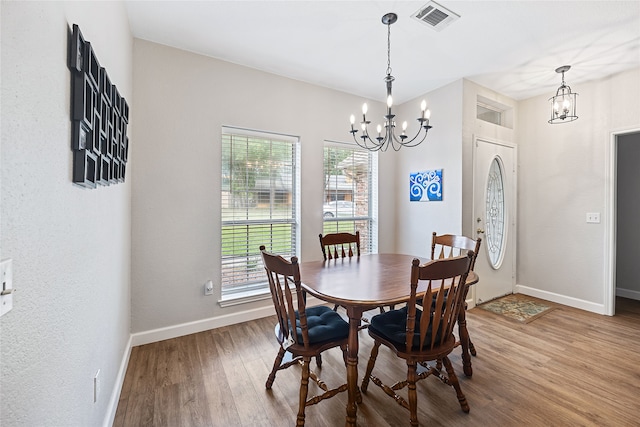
<box><xmin>548</xmin><ymin>65</ymin><xmax>578</xmax><ymax>124</ymax></box>
<box><xmin>349</xmin><ymin>13</ymin><xmax>432</xmax><ymax>151</ymax></box>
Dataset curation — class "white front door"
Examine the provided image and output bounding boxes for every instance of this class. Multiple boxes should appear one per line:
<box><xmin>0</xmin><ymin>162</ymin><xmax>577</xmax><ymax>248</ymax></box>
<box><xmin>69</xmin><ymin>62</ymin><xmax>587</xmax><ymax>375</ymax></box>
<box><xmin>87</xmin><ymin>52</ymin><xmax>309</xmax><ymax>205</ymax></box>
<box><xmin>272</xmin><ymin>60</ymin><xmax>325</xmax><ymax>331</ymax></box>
<box><xmin>473</xmin><ymin>138</ymin><xmax>517</xmax><ymax>303</ymax></box>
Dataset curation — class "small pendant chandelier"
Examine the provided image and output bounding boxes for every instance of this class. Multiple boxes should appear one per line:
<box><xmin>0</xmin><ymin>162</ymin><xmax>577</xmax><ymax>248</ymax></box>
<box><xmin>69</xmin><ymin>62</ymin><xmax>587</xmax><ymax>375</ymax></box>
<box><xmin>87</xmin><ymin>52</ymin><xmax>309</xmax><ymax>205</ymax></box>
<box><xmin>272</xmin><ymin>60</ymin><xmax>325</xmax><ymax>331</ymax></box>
<box><xmin>548</xmin><ymin>65</ymin><xmax>578</xmax><ymax>124</ymax></box>
<box><xmin>349</xmin><ymin>13</ymin><xmax>432</xmax><ymax>151</ymax></box>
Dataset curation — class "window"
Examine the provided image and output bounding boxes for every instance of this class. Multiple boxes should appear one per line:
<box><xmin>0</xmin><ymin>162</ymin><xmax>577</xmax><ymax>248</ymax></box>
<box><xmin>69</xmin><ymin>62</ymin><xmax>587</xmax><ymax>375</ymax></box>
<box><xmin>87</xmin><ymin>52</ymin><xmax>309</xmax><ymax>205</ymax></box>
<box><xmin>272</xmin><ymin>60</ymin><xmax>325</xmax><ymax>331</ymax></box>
<box><xmin>221</xmin><ymin>127</ymin><xmax>299</xmax><ymax>299</ymax></box>
<box><xmin>476</xmin><ymin>95</ymin><xmax>514</xmax><ymax>129</ymax></box>
<box><xmin>323</xmin><ymin>143</ymin><xmax>377</xmax><ymax>253</ymax></box>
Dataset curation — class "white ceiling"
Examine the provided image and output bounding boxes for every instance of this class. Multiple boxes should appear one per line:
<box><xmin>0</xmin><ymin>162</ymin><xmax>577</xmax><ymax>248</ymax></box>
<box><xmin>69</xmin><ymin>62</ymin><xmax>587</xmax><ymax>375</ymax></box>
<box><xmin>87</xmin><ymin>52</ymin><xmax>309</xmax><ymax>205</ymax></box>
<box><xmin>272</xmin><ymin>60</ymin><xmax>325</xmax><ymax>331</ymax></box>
<box><xmin>125</xmin><ymin>0</ymin><xmax>640</xmax><ymax>104</ymax></box>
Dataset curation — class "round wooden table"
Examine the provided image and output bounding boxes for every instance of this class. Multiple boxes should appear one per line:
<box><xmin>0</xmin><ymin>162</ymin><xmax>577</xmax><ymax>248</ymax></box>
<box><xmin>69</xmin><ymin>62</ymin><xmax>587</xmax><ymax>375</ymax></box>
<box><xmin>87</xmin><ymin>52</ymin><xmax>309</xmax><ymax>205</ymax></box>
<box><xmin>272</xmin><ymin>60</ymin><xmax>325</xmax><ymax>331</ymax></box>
<box><xmin>299</xmin><ymin>253</ymin><xmax>478</xmax><ymax>426</ymax></box>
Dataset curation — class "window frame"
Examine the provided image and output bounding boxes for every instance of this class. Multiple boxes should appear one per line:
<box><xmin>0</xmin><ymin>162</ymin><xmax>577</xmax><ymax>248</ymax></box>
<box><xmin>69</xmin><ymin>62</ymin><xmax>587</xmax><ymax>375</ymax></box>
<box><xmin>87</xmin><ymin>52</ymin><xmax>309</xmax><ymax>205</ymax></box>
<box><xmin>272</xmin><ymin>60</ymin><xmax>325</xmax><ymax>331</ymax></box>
<box><xmin>219</xmin><ymin>126</ymin><xmax>300</xmax><ymax>305</ymax></box>
<box><xmin>322</xmin><ymin>141</ymin><xmax>378</xmax><ymax>254</ymax></box>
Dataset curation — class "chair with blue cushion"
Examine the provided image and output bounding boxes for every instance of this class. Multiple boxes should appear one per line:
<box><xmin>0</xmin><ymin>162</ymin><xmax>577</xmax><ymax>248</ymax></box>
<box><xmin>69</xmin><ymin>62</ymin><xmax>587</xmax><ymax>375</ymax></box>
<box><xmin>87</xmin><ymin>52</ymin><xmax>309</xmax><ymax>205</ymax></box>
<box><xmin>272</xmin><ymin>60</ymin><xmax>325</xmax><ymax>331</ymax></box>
<box><xmin>431</xmin><ymin>232</ymin><xmax>481</xmax><ymax>375</ymax></box>
<box><xmin>361</xmin><ymin>253</ymin><xmax>474</xmax><ymax>426</ymax></box>
<box><xmin>260</xmin><ymin>245</ymin><xmax>349</xmax><ymax>427</ymax></box>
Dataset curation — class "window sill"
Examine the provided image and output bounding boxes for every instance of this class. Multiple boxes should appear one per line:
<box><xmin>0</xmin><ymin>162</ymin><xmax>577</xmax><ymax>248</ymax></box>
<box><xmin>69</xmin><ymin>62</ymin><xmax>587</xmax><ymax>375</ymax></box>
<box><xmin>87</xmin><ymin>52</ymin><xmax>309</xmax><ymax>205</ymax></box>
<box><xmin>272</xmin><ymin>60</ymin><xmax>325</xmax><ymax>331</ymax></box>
<box><xmin>218</xmin><ymin>288</ymin><xmax>272</xmax><ymax>308</ymax></box>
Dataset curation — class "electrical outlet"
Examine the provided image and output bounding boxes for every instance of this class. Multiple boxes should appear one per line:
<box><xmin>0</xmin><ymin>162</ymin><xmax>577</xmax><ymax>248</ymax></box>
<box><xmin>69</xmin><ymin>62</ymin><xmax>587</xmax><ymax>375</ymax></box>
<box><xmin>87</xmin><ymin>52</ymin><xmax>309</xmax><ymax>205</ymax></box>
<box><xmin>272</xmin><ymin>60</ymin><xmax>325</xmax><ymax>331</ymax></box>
<box><xmin>1</xmin><ymin>259</ymin><xmax>14</xmax><ymax>317</ymax></box>
<box><xmin>204</xmin><ymin>280</ymin><xmax>214</xmax><ymax>296</ymax></box>
<box><xmin>93</xmin><ymin>369</ymin><xmax>101</xmax><ymax>403</ymax></box>
<box><xmin>586</xmin><ymin>212</ymin><xmax>600</xmax><ymax>223</ymax></box>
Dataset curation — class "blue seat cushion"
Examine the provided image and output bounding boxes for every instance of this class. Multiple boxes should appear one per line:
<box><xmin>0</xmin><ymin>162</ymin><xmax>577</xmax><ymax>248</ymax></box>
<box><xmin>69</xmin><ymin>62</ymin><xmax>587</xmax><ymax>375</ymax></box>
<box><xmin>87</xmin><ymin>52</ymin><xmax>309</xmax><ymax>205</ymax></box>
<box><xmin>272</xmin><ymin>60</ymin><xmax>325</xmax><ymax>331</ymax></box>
<box><xmin>369</xmin><ymin>307</ymin><xmax>442</xmax><ymax>350</ymax></box>
<box><xmin>295</xmin><ymin>305</ymin><xmax>349</xmax><ymax>344</ymax></box>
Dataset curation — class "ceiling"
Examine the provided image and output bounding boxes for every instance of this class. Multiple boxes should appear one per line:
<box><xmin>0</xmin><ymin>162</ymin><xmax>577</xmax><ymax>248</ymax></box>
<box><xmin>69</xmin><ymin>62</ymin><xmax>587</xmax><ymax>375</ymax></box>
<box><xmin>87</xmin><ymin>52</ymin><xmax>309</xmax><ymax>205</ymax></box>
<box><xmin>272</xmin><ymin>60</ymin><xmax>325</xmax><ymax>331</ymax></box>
<box><xmin>125</xmin><ymin>1</ymin><xmax>640</xmax><ymax>104</ymax></box>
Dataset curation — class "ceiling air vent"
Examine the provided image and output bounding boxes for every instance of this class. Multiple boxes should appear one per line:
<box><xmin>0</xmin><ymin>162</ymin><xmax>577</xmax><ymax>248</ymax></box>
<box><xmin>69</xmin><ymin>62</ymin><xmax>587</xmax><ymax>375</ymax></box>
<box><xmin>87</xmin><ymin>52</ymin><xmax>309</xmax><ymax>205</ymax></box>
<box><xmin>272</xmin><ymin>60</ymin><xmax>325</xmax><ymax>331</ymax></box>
<box><xmin>411</xmin><ymin>1</ymin><xmax>460</xmax><ymax>31</ymax></box>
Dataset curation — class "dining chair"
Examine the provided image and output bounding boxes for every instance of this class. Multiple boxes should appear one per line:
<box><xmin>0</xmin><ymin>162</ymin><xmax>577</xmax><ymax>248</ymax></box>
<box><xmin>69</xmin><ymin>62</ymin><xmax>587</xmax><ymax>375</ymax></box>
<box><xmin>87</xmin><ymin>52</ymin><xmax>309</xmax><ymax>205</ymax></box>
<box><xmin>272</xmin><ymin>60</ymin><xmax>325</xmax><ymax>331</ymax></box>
<box><xmin>318</xmin><ymin>231</ymin><xmax>360</xmax><ymax>261</ymax></box>
<box><xmin>361</xmin><ymin>253</ymin><xmax>474</xmax><ymax>426</ymax></box>
<box><xmin>431</xmin><ymin>232</ymin><xmax>482</xmax><ymax>359</ymax></box>
<box><xmin>260</xmin><ymin>245</ymin><xmax>349</xmax><ymax>427</ymax></box>
<box><xmin>318</xmin><ymin>231</ymin><xmax>387</xmax><ymax>321</ymax></box>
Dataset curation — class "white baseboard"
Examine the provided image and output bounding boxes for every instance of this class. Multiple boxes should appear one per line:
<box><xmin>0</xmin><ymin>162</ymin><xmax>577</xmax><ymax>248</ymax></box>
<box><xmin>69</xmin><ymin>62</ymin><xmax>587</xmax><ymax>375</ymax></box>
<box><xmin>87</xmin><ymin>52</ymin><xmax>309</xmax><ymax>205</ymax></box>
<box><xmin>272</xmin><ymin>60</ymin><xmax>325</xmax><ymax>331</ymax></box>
<box><xmin>103</xmin><ymin>334</ymin><xmax>133</xmax><ymax>427</ymax></box>
<box><xmin>130</xmin><ymin>296</ymin><xmax>328</xmax><ymax>347</ymax></box>
<box><xmin>616</xmin><ymin>287</ymin><xmax>640</xmax><ymax>300</ymax></box>
<box><xmin>514</xmin><ymin>284</ymin><xmax>607</xmax><ymax>315</ymax></box>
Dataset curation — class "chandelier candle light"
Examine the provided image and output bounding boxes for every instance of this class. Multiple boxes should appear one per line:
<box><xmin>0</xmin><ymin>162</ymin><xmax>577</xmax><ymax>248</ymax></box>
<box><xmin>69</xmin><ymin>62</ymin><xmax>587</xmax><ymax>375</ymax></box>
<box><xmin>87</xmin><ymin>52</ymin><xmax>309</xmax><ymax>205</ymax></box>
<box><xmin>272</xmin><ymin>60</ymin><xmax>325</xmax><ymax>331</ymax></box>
<box><xmin>349</xmin><ymin>13</ymin><xmax>432</xmax><ymax>151</ymax></box>
<box><xmin>548</xmin><ymin>65</ymin><xmax>578</xmax><ymax>124</ymax></box>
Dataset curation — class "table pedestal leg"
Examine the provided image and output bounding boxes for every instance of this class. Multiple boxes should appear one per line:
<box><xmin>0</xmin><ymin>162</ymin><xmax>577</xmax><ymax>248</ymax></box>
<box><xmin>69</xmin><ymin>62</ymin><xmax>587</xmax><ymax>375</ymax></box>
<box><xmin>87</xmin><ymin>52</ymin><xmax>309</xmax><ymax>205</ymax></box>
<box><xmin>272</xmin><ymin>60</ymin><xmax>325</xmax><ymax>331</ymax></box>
<box><xmin>458</xmin><ymin>304</ymin><xmax>473</xmax><ymax>377</ymax></box>
<box><xmin>345</xmin><ymin>309</ymin><xmax>362</xmax><ymax>427</ymax></box>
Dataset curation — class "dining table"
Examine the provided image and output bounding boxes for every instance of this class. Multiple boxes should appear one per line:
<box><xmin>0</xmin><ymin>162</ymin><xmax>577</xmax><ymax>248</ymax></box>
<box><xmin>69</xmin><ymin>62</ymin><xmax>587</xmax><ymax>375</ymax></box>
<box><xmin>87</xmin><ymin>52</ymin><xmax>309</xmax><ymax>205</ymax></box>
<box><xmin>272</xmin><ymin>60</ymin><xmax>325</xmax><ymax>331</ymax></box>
<box><xmin>299</xmin><ymin>253</ymin><xmax>478</xmax><ymax>427</ymax></box>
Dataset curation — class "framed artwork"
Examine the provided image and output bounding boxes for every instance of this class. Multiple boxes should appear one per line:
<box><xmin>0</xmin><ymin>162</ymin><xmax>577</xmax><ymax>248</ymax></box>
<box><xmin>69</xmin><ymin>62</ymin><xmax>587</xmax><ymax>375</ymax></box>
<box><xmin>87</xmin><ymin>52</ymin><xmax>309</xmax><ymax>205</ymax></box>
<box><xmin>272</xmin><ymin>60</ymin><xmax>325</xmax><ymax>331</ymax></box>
<box><xmin>68</xmin><ymin>24</ymin><xmax>129</xmax><ymax>188</ymax></box>
<box><xmin>409</xmin><ymin>169</ymin><xmax>443</xmax><ymax>201</ymax></box>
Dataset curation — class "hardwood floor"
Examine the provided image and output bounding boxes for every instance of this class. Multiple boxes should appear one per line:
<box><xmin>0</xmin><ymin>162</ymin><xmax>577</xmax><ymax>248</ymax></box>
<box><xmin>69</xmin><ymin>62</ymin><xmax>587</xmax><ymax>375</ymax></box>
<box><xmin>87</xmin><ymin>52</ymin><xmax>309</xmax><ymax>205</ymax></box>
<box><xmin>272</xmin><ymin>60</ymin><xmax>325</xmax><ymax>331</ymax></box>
<box><xmin>114</xmin><ymin>297</ymin><xmax>640</xmax><ymax>426</ymax></box>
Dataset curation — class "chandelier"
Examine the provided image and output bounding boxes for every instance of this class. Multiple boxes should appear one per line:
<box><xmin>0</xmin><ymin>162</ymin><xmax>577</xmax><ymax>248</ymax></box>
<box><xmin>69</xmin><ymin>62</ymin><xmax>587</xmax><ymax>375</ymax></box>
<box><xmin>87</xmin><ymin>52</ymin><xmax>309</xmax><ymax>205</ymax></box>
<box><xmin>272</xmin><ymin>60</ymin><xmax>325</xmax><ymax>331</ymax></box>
<box><xmin>548</xmin><ymin>65</ymin><xmax>578</xmax><ymax>124</ymax></box>
<box><xmin>349</xmin><ymin>13</ymin><xmax>432</xmax><ymax>151</ymax></box>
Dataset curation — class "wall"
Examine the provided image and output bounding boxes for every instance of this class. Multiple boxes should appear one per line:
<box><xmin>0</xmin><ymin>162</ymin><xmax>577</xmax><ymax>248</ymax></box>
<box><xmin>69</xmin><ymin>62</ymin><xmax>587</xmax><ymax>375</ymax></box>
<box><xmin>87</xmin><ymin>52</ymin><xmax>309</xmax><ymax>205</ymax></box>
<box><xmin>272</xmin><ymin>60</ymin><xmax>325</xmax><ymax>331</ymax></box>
<box><xmin>393</xmin><ymin>80</ymin><xmax>465</xmax><ymax>258</ymax></box>
<box><xmin>616</xmin><ymin>132</ymin><xmax>640</xmax><ymax>297</ymax></box>
<box><xmin>0</xmin><ymin>2</ymin><xmax>132</xmax><ymax>426</ymax></box>
<box><xmin>517</xmin><ymin>67</ymin><xmax>640</xmax><ymax>312</ymax></box>
<box><xmin>130</xmin><ymin>40</ymin><xmax>397</xmax><ymax>336</ymax></box>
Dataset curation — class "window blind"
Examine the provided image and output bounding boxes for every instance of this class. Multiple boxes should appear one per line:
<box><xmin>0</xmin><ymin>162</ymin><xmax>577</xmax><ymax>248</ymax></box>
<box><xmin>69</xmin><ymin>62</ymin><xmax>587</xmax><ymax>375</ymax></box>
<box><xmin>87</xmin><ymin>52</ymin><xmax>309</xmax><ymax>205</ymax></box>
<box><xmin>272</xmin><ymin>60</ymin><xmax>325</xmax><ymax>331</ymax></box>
<box><xmin>221</xmin><ymin>128</ymin><xmax>298</xmax><ymax>294</ymax></box>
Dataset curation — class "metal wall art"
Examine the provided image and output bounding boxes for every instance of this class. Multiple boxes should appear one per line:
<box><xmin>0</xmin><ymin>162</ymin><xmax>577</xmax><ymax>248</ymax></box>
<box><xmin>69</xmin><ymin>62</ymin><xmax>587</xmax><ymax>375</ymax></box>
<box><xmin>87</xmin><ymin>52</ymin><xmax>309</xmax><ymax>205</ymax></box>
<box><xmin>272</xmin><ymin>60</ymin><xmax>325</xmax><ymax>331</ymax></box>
<box><xmin>409</xmin><ymin>169</ymin><xmax>443</xmax><ymax>201</ymax></box>
<box><xmin>68</xmin><ymin>24</ymin><xmax>129</xmax><ymax>188</ymax></box>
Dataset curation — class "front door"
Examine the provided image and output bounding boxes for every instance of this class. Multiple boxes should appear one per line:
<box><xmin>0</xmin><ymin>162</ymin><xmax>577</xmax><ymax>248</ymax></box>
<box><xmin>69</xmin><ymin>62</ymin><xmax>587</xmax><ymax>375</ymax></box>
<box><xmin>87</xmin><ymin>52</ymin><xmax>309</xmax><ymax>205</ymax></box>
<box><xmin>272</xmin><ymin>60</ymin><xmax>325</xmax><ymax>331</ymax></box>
<box><xmin>473</xmin><ymin>138</ymin><xmax>516</xmax><ymax>303</ymax></box>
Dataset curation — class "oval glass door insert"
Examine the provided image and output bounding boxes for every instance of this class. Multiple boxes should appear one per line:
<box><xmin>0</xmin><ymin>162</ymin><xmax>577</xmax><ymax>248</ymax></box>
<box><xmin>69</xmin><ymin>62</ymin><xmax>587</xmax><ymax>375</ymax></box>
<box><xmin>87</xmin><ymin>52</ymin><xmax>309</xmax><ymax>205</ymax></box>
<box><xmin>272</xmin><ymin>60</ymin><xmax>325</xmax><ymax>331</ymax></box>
<box><xmin>486</xmin><ymin>157</ymin><xmax>506</xmax><ymax>268</ymax></box>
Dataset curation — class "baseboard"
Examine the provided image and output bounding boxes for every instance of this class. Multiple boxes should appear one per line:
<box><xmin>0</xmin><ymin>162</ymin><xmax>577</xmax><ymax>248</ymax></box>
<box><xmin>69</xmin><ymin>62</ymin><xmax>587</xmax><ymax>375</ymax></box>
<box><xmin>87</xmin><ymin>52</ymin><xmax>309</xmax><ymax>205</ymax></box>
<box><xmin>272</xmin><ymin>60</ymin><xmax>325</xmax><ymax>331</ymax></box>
<box><xmin>616</xmin><ymin>287</ymin><xmax>640</xmax><ymax>300</ymax></box>
<box><xmin>130</xmin><ymin>296</ymin><xmax>328</xmax><ymax>347</ymax></box>
<box><xmin>103</xmin><ymin>334</ymin><xmax>133</xmax><ymax>427</ymax></box>
<box><xmin>514</xmin><ymin>284</ymin><xmax>607</xmax><ymax>315</ymax></box>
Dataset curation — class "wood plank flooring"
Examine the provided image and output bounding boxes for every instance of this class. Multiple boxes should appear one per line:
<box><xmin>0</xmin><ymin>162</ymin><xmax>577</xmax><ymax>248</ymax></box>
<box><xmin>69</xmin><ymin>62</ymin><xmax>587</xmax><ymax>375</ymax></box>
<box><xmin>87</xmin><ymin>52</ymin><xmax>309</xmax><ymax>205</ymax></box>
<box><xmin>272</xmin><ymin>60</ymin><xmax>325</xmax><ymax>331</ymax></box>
<box><xmin>114</xmin><ymin>297</ymin><xmax>640</xmax><ymax>426</ymax></box>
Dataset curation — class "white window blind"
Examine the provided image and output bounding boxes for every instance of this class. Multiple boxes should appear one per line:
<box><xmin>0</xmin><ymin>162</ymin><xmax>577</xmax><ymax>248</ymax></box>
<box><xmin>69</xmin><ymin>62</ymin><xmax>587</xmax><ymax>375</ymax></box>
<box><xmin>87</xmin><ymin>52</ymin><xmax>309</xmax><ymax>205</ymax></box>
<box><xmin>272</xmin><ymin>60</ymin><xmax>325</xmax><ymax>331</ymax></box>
<box><xmin>323</xmin><ymin>143</ymin><xmax>377</xmax><ymax>253</ymax></box>
<box><xmin>221</xmin><ymin>127</ymin><xmax>298</xmax><ymax>295</ymax></box>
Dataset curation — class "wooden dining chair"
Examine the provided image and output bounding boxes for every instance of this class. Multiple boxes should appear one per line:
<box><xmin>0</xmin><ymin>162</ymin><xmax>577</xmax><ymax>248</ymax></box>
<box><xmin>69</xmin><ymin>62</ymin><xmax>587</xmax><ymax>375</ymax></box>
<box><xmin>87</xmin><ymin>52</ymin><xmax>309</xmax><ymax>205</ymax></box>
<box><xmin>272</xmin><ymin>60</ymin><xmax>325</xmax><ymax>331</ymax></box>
<box><xmin>318</xmin><ymin>231</ymin><xmax>387</xmax><ymax>321</ymax></box>
<box><xmin>260</xmin><ymin>245</ymin><xmax>349</xmax><ymax>427</ymax></box>
<box><xmin>361</xmin><ymin>253</ymin><xmax>474</xmax><ymax>427</ymax></box>
<box><xmin>319</xmin><ymin>231</ymin><xmax>361</xmax><ymax>313</ymax></box>
<box><xmin>431</xmin><ymin>232</ymin><xmax>482</xmax><ymax>363</ymax></box>
<box><xmin>318</xmin><ymin>231</ymin><xmax>360</xmax><ymax>261</ymax></box>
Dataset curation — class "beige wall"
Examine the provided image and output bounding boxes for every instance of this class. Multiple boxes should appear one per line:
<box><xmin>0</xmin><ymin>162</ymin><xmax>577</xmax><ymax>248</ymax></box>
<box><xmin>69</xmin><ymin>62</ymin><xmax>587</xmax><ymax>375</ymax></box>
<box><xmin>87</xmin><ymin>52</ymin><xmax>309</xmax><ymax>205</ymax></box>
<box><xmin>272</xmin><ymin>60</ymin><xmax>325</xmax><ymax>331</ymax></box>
<box><xmin>393</xmin><ymin>80</ymin><xmax>465</xmax><ymax>258</ymax></box>
<box><xmin>130</xmin><ymin>40</ymin><xmax>403</xmax><ymax>335</ymax></box>
<box><xmin>1</xmin><ymin>1</ymin><xmax>132</xmax><ymax>426</ymax></box>
<box><xmin>517</xmin><ymin>67</ymin><xmax>640</xmax><ymax>312</ymax></box>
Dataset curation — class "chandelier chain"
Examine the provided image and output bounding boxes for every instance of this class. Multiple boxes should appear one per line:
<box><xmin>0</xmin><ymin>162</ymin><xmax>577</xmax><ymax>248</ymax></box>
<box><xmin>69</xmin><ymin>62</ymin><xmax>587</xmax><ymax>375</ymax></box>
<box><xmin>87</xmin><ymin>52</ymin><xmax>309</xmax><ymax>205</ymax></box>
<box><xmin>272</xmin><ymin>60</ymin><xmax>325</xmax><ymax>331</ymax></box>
<box><xmin>386</xmin><ymin>23</ymin><xmax>392</xmax><ymax>76</ymax></box>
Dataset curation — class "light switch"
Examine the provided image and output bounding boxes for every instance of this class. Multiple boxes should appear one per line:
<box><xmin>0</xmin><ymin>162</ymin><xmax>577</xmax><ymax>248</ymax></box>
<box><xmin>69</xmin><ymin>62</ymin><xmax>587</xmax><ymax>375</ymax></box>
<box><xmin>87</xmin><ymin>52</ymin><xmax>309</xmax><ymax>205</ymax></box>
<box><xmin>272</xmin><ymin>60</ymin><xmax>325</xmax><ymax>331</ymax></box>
<box><xmin>586</xmin><ymin>213</ymin><xmax>601</xmax><ymax>224</ymax></box>
<box><xmin>1</xmin><ymin>259</ymin><xmax>14</xmax><ymax>316</ymax></box>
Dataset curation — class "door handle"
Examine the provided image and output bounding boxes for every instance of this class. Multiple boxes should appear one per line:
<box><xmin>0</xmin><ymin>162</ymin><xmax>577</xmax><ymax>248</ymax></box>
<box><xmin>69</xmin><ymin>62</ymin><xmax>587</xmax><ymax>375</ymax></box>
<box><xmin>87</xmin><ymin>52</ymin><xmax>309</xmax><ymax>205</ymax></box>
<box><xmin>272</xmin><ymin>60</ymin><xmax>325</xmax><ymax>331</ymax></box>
<box><xmin>477</xmin><ymin>228</ymin><xmax>485</xmax><ymax>234</ymax></box>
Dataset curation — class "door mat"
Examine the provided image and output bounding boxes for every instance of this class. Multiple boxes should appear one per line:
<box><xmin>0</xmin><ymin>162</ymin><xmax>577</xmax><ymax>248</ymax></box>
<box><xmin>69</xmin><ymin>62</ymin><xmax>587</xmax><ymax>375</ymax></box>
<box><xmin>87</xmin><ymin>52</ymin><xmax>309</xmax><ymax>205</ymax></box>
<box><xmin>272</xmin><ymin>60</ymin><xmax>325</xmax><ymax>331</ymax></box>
<box><xmin>477</xmin><ymin>294</ymin><xmax>556</xmax><ymax>323</ymax></box>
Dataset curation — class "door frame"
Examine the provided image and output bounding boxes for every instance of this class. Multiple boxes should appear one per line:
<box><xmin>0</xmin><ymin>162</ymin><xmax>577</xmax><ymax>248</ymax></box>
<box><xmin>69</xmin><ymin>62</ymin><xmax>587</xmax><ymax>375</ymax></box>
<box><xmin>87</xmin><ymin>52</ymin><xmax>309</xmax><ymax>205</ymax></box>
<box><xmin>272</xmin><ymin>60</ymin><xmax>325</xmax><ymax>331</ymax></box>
<box><xmin>471</xmin><ymin>135</ymin><xmax>517</xmax><ymax>305</ymax></box>
<box><xmin>605</xmin><ymin>126</ymin><xmax>640</xmax><ymax>316</ymax></box>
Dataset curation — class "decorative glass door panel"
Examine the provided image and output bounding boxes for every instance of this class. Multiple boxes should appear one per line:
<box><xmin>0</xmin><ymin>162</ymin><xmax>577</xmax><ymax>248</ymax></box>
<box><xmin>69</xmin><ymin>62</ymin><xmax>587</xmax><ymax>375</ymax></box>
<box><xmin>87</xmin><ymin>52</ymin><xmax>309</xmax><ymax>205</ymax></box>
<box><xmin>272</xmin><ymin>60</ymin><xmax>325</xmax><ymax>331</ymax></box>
<box><xmin>485</xmin><ymin>157</ymin><xmax>506</xmax><ymax>269</ymax></box>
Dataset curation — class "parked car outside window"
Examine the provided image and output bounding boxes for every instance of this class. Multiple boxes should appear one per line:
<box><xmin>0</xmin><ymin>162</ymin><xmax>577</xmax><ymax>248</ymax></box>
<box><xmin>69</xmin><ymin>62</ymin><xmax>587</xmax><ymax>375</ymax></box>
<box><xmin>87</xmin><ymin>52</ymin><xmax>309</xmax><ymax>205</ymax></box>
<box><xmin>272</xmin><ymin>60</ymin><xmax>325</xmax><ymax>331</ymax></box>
<box><xmin>323</xmin><ymin>200</ymin><xmax>355</xmax><ymax>218</ymax></box>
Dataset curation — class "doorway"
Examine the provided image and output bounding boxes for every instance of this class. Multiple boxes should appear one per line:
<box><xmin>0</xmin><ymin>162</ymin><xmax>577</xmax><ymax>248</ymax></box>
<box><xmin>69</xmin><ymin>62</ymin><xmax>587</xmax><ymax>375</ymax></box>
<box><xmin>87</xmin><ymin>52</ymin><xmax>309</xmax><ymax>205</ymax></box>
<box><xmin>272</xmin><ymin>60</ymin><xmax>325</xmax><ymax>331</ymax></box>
<box><xmin>607</xmin><ymin>129</ymin><xmax>640</xmax><ymax>315</ymax></box>
<box><xmin>472</xmin><ymin>137</ymin><xmax>517</xmax><ymax>303</ymax></box>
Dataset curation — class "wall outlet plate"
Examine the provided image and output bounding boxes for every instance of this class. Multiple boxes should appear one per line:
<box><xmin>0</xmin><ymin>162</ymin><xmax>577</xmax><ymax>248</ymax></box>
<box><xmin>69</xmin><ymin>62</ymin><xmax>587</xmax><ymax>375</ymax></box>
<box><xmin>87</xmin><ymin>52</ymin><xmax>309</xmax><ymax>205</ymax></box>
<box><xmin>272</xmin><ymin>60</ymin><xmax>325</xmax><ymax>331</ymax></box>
<box><xmin>204</xmin><ymin>280</ymin><xmax>214</xmax><ymax>296</ymax></box>
<box><xmin>1</xmin><ymin>259</ymin><xmax>14</xmax><ymax>317</ymax></box>
<box><xmin>586</xmin><ymin>212</ymin><xmax>601</xmax><ymax>223</ymax></box>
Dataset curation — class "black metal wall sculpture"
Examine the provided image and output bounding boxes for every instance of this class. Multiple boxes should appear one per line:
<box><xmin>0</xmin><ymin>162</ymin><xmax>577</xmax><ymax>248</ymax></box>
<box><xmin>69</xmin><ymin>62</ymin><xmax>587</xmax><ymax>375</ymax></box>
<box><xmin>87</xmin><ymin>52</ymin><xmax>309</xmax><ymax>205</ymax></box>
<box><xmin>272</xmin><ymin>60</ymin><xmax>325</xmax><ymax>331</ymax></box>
<box><xmin>68</xmin><ymin>24</ymin><xmax>129</xmax><ymax>188</ymax></box>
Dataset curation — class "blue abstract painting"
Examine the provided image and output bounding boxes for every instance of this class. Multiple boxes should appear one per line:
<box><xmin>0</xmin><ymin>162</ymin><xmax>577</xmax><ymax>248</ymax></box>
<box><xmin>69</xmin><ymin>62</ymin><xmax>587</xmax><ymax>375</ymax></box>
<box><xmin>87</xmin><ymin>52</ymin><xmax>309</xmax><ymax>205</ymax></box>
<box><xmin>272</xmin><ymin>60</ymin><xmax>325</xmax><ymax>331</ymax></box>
<box><xmin>409</xmin><ymin>169</ymin><xmax>443</xmax><ymax>201</ymax></box>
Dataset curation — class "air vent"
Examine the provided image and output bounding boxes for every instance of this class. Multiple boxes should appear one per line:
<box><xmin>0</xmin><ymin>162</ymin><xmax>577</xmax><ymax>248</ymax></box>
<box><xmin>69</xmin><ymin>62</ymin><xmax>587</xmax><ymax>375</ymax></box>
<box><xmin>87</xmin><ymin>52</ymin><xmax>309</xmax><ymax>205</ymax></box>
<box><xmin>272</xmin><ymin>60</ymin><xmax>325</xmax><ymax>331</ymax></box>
<box><xmin>411</xmin><ymin>1</ymin><xmax>460</xmax><ymax>31</ymax></box>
